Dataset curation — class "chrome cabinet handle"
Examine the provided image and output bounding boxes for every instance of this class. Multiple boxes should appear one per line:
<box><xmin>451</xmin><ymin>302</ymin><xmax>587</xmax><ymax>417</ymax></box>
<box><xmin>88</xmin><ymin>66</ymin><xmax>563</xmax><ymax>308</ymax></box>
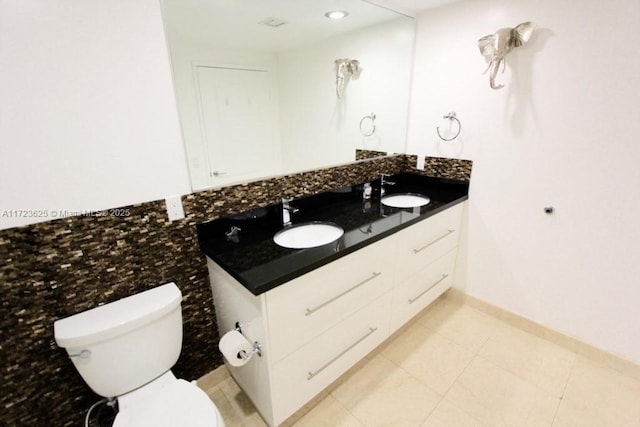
<box><xmin>305</xmin><ymin>272</ymin><xmax>382</xmax><ymax>316</ymax></box>
<box><xmin>412</xmin><ymin>229</ymin><xmax>455</xmax><ymax>254</ymax></box>
<box><xmin>408</xmin><ymin>274</ymin><xmax>448</xmax><ymax>304</ymax></box>
<box><xmin>211</xmin><ymin>171</ymin><xmax>227</xmax><ymax>177</ymax></box>
<box><xmin>307</xmin><ymin>327</ymin><xmax>378</xmax><ymax>380</ymax></box>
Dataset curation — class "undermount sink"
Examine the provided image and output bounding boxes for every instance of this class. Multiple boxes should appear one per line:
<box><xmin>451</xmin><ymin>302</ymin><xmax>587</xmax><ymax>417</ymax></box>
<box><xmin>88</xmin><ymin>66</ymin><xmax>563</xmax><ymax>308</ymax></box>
<box><xmin>381</xmin><ymin>193</ymin><xmax>431</xmax><ymax>208</ymax></box>
<box><xmin>273</xmin><ymin>222</ymin><xmax>344</xmax><ymax>249</ymax></box>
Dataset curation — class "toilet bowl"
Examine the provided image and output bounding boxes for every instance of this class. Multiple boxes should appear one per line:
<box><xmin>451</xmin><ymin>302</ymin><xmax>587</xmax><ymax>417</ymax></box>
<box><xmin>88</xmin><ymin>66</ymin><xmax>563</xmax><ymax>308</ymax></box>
<box><xmin>54</xmin><ymin>283</ymin><xmax>224</xmax><ymax>427</ymax></box>
<box><xmin>113</xmin><ymin>372</ymin><xmax>223</xmax><ymax>427</ymax></box>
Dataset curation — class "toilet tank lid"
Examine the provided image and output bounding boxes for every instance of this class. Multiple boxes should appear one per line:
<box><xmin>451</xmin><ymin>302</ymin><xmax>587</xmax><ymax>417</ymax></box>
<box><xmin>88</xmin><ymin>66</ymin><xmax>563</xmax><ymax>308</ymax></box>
<box><xmin>54</xmin><ymin>282</ymin><xmax>182</xmax><ymax>349</ymax></box>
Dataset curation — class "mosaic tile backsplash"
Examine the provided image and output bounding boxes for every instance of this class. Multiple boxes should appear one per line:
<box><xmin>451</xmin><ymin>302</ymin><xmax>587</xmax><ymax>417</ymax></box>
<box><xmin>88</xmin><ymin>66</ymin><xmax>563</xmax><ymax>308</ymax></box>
<box><xmin>405</xmin><ymin>154</ymin><xmax>473</xmax><ymax>181</ymax></box>
<box><xmin>355</xmin><ymin>149</ymin><xmax>387</xmax><ymax>161</ymax></box>
<box><xmin>0</xmin><ymin>154</ymin><xmax>470</xmax><ymax>425</ymax></box>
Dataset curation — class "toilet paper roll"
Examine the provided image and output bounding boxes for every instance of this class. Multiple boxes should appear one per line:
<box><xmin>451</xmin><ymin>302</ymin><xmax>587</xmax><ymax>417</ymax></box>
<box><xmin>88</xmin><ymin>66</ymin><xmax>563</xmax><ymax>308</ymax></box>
<box><xmin>219</xmin><ymin>330</ymin><xmax>254</xmax><ymax>367</ymax></box>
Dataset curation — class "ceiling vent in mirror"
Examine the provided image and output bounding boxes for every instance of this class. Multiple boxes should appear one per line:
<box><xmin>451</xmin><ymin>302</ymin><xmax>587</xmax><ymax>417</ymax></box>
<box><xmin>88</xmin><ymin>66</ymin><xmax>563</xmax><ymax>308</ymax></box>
<box><xmin>258</xmin><ymin>17</ymin><xmax>288</xmax><ymax>28</ymax></box>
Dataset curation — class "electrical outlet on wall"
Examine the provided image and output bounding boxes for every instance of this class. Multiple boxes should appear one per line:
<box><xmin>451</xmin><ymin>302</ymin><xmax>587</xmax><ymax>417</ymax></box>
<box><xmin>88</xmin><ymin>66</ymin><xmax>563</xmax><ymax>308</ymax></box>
<box><xmin>416</xmin><ymin>155</ymin><xmax>425</xmax><ymax>170</ymax></box>
<box><xmin>165</xmin><ymin>196</ymin><xmax>185</xmax><ymax>221</ymax></box>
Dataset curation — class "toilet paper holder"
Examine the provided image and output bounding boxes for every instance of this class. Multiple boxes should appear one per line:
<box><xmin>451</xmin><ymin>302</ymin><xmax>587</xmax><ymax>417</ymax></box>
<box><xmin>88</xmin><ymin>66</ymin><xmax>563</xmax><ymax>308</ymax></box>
<box><xmin>239</xmin><ymin>342</ymin><xmax>263</xmax><ymax>360</ymax></box>
<box><xmin>234</xmin><ymin>321</ymin><xmax>263</xmax><ymax>359</ymax></box>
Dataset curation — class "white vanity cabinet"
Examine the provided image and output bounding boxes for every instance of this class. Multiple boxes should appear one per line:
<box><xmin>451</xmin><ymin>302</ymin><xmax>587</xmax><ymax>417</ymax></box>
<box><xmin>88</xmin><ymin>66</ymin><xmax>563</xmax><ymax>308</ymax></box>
<box><xmin>207</xmin><ymin>202</ymin><xmax>465</xmax><ymax>426</ymax></box>
<box><xmin>270</xmin><ymin>293</ymin><xmax>391</xmax><ymax>422</ymax></box>
<box><xmin>388</xmin><ymin>202</ymin><xmax>464</xmax><ymax>331</ymax></box>
<box><xmin>266</xmin><ymin>239</ymin><xmax>394</xmax><ymax>363</ymax></box>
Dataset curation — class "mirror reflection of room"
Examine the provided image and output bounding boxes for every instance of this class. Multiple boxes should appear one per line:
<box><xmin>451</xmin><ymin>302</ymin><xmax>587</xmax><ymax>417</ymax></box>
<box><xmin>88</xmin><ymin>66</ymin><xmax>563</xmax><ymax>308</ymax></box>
<box><xmin>161</xmin><ymin>0</ymin><xmax>415</xmax><ymax>190</ymax></box>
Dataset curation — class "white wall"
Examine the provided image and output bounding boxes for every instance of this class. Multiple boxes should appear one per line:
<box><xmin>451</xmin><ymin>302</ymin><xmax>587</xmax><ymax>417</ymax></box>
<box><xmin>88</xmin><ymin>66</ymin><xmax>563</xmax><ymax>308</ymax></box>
<box><xmin>0</xmin><ymin>0</ymin><xmax>190</xmax><ymax>230</ymax></box>
<box><xmin>408</xmin><ymin>0</ymin><xmax>640</xmax><ymax>363</ymax></box>
<box><xmin>278</xmin><ymin>18</ymin><xmax>415</xmax><ymax>172</ymax></box>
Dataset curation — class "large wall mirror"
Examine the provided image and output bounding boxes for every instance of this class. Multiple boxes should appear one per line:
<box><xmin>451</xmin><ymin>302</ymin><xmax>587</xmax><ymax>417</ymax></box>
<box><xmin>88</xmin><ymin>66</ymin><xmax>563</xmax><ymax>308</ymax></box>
<box><xmin>161</xmin><ymin>0</ymin><xmax>416</xmax><ymax>191</ymax></box>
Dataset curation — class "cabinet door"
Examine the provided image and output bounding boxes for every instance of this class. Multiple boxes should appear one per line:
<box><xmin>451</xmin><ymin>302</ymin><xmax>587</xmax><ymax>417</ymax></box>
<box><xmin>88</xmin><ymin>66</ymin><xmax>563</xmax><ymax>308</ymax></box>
<box><xmin>391</xmin><ymin>203</ymin><xmax>463</xmax><ymax>285</ymax></box>
<box><xmin>270</xmin><ymin>293</ymin><xmax>391</xmax><ymax>425</ymax></box>
<box><xmin>391</xmin><ymin>249</ymin><xmax>457</xmax><ymax>331</ymax></box>
<box><xmin>266</xmin><ymin>240</ymin><xmax>393</xmax><ymax>363</ymax></box>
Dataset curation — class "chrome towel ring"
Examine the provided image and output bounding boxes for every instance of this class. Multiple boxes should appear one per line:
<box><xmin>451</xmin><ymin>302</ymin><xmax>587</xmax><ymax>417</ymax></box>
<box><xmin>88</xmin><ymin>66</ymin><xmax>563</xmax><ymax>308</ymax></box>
<box><xmin>436</xmin><ymin>111</ymin><xmax>461</xmax><ymax>142</ymax></box>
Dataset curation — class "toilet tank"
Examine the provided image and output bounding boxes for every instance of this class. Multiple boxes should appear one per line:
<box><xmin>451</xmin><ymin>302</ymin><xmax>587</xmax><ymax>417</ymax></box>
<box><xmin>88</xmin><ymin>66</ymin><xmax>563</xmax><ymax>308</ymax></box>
<box><xmin>54</xmin><ymin>283</ymin><xmax>183</xmax><ymax>398</ymax></box>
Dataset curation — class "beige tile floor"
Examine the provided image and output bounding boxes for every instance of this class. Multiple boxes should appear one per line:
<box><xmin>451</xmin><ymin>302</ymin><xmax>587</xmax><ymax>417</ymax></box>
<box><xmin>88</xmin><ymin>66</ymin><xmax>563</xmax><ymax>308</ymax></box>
<box><xmin>200</xmin><ymin>296</ymin><xmax>640</xmax><ymax>427</ymax></box>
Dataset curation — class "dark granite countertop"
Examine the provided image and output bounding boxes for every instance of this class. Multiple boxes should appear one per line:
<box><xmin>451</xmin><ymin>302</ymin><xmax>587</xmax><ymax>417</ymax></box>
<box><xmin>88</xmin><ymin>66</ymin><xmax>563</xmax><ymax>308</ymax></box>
<box><xmin>197</xmin><ymin>173</ymin><xmax>469</xmax><ymax>296</ymax></box>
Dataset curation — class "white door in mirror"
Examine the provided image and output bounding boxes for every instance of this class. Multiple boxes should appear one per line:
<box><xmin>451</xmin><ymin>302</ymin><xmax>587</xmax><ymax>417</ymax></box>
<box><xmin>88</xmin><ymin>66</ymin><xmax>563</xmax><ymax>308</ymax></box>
<box><xmin>197</xmin><ymin>66</ymin><xmax>279</xmax><ymax>186</ymax></box>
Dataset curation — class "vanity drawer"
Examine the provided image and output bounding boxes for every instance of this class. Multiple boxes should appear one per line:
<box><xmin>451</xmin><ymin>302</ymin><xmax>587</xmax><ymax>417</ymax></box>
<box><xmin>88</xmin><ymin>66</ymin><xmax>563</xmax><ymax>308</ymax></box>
<box><xmin>392</xmin><ymin>202</ymin><xmax>463</xmax><ymax>284</ymax></box>
<box><xmin>390</xmin><ymin>249</ymin><xmax>456</xmax><ymax>331</ymax></box>
<box><xmin>266</xmin><ymin>240</ymin><xmax>393</xmax><ymax>363</ymax></box>
<box><xmin>270</xmin><ymin>293</ymin><xmax>391</xmax><ymax>425</ymax></box>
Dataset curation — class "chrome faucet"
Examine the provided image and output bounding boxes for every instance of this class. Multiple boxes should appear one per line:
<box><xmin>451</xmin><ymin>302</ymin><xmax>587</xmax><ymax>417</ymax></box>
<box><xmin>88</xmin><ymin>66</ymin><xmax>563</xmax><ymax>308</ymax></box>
<box><xmin>282</xmin><ymin>197</ymin><xmax>299</xmax><ymax>226</ymax></box>
<box><xmin>225</xmin><ymin>226</ymin><xmax>241</xmax><ymax>243</ymax></box>
<box><xmin>380</xmin><ymin>174</ymin><xmax>396</xmax><ymax>196</ymax></box>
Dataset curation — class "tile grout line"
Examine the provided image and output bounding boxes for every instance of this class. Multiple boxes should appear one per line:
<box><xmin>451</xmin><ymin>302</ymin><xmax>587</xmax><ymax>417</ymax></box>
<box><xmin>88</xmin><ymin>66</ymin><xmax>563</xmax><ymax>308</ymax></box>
<box><xmin>380</xmin><ymin>315</ymin><xmax>492</xmax><ymax>426</ymax></box>
<box><xmin>461</xmin><ymin>303</ymin><xmax>582</xmax><ymax>407</ymax></box>
<box><xmin>376</xmin><ymin>351</ymin><xmax>443</xmax><ymax>426</ymax></box>
<box><xmin>323</xmin><ymin>393</ymin><xmax>366</xmax><ymax>427</ymax></box>
<box><xmin>419</xmin><ymin>305</ymin><xmax>514</xmax><ymax>426</ymax></box>
<box><xmin>421</xmin><ymin>352</ymin><xmax>483</xmax><ymax>426</ymax></box>
<box><xmin>328</xmin><ymin>353</ymin><xmax>422</xmax><ymax>426</ymax></box>
<box><xmin>422</xmin><ymin>317</ymin><xmax>500</xmax><ymax>426</ymax></box>
<box><xmin>380</xmin><ymin>315</ymin><xmax>457</xmax><ymax>424</ymax></box>
<box><xmin>550</xmin><ymin>352</ymin><xmax>578</xmax><ymax>426</ymax></box>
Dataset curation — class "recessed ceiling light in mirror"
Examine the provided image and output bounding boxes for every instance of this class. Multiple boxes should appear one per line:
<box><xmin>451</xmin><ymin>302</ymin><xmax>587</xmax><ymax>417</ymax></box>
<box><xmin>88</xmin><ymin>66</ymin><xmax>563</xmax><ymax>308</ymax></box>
<box><xmin>325</xmin><ymin>10</ymin><xmax>349</xmax><ymax>20</ymax></box>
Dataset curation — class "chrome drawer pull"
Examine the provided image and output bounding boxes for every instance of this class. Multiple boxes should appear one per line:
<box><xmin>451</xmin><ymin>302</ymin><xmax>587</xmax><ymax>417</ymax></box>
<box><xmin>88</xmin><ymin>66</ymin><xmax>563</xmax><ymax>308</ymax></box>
<box><xmin>304</xmin><ymin>272</ymin><xmax>382</xmax><ymax>316</ymax></box>
<box><xmin>412</xmin><ymin>229</ymin><xmax>455</xmax><ymax>254</ymax></box>
<box><xmin>307</xmin><ymin>327</ymin><xmax>378</xmax><ymax>380</ymax></box>
<box><xmin>408</xmin><ymin>274</ymin><xmax>448</xmax><ymax>304</ymax></box>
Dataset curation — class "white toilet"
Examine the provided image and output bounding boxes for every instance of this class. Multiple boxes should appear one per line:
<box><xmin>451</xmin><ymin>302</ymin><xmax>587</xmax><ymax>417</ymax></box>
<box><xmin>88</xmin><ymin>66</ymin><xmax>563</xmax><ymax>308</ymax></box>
<box><xmin>54</xmin><ymin>282</ymin><xmax>225</xmax><ymax>427</ymax></box>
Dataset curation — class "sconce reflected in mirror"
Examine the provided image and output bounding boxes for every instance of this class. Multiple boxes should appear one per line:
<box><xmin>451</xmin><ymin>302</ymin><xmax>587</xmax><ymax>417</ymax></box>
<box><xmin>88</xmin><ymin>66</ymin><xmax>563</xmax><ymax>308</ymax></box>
<box><xmin>335</xmin><ymin>58</ymin><xmax>361</xmax><ymax>98</ymax></box>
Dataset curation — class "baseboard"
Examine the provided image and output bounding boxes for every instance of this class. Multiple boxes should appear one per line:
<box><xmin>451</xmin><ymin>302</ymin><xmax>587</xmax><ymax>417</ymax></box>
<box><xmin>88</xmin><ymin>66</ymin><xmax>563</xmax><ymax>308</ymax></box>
<box><xmin>445</xmin><ymin>288</ymin><xmax>640</xmax><ymax>383</ymax></box>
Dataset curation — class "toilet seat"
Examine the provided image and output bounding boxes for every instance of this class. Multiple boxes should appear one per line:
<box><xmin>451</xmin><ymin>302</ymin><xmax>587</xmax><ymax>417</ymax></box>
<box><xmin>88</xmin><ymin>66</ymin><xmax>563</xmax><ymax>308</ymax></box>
<box><xmin>113</xmin><ymin>378</ymin><xmax>223</xmax><ymax>427</ymax></box>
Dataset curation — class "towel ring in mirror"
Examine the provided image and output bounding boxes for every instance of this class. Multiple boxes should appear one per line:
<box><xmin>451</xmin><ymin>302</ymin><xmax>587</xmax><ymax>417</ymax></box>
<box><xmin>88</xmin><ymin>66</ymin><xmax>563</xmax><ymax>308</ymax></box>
<box><xmin>436</xmin><ymin>111</ymin><xmax>461</xmax><ymax>142</ymax></box>
<box><xmin>360</xmin><ymin>113</ymin><xmax>376</xmax><ymax>136</ymax></box>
